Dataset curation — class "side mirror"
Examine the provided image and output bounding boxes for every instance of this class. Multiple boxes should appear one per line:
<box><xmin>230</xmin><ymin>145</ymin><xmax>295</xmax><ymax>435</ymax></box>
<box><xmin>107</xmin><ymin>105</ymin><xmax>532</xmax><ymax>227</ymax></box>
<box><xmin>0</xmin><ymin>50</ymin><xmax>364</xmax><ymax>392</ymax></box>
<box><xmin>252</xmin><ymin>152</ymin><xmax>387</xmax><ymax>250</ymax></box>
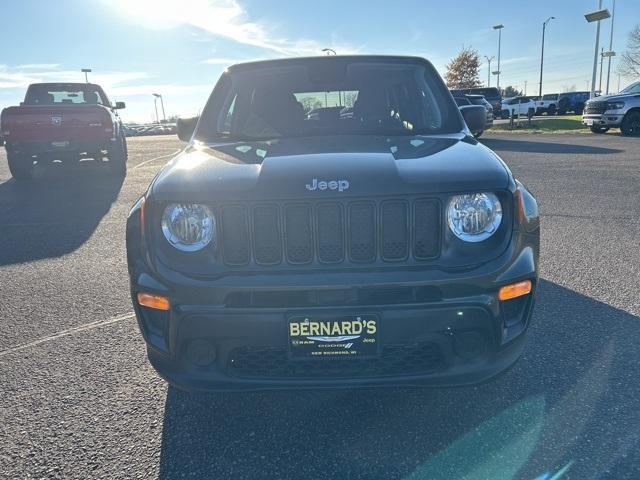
<box><xmin>459</xmin><ymin>105</ymin><xmax>486</xmax><ymax>134</ymax></box>
<box><xmin>114</xmin><ymin>101</ymin><xmax>126</xmax><ymax>109</ymax></box>
<box><xmin>177</xmin><ymin>116</ymin><xmax>199</xmax><ymax>142</ymax></box>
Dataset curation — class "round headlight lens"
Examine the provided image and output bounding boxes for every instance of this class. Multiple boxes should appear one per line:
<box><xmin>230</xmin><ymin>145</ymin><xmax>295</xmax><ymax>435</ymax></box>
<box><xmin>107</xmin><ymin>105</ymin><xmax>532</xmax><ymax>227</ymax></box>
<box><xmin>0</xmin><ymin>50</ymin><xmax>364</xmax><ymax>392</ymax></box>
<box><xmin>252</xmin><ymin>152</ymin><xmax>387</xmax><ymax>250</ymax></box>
<box><xmin>161</xmin><ymin>203</ymin><xmax>215</xmax><ymax>252</ymax></box>
<box><xmin>447</xmin><ymin>193</ymin><xmax>502</xmax><ymax>242</ymax></box>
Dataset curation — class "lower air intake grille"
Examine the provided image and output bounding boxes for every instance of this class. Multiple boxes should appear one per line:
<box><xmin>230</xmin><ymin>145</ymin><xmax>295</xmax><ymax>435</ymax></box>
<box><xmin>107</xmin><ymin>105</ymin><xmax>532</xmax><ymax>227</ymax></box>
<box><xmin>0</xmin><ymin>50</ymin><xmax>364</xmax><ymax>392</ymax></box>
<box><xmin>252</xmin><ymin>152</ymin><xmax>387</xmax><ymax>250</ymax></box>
<box><xmin>228</xmin><ymin>343</ymin><xmax>443</xmax><ymax>379</ymax></box>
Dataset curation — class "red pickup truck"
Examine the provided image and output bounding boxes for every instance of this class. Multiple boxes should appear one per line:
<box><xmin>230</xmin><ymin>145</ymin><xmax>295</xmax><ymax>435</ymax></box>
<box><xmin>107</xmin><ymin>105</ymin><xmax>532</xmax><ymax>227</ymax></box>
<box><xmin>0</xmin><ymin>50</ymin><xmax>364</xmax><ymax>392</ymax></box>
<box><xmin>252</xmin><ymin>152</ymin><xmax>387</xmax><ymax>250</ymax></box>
<box><xmin>1</xmin><ymin>82</ymin><xmax>128</xmax><ymax>180</ymax></box>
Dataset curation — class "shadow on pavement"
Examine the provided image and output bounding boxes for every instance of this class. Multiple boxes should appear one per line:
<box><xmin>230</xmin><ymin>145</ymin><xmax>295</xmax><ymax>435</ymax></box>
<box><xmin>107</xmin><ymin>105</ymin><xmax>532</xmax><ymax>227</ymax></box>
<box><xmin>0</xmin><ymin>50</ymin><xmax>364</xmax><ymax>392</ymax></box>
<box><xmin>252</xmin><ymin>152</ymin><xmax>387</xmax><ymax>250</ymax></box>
<box><xmin>481</xmin><ymin>137</ymin><xmax>623</xmax><ymax>155</ymax></box>
<box><xmin>0</xmin><ymin>164</ymin><xmax>123</xmax><ymax>265</ymax></box>
<box><xmin>159</xmin><ymin>280</ymin><xmax>640</xmax><ymax>479</ymax></box>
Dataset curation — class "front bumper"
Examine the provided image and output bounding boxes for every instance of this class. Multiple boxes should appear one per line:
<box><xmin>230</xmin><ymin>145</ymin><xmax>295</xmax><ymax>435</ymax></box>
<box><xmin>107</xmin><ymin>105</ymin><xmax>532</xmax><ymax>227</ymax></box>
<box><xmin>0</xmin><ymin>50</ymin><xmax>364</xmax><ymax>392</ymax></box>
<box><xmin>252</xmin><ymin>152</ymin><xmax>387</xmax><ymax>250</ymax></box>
<box><xmin>128</xmin><ymin>230</ymin><xmax>539</xmax><ymax>392</ymax></box>
<box><xmin>582</xmin><ymin>112</ymin><xmax>624</xmax><ymax>127</ymax></box>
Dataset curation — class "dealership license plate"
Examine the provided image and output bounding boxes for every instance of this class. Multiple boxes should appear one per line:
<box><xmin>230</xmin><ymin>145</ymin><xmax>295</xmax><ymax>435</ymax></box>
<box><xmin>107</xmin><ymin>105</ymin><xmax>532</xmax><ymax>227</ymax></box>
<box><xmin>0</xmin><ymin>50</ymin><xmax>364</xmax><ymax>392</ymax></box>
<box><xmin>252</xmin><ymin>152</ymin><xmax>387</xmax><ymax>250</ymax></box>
<box><xmin>51</xmin><ymin>141</ymin><xmax>70</xmax><ymax>148</ymax></box>
<box><xmin>288</xmin><ymin>315</ymin><xmax>378</xmax><ymax>359</ymax></box>
<box><xmin>585</xmin><ymin>119</ymin><xmax>594</xmax><ymax>126</ymax></box>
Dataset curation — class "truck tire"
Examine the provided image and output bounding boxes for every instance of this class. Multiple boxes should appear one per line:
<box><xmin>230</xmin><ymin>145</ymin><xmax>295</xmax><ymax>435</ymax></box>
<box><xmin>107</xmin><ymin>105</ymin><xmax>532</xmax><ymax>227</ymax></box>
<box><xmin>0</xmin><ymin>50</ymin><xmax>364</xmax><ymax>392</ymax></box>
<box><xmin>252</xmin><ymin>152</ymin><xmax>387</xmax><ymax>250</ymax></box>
<box><xmin>527</xmin><ymin>108</ymin><xmax>535</xmax><ymax>119</ymax></box>
<box><xmin>109</xmin><ymin>135</ymin><xmax>128</xmax><ymax>176</ymax></box>
<box><xmin>547</xmin><ymin>104</ymin><xmax>556</xmax><ymax>115</ymax></box>
<box><xmin>620</xmin><ymin>111</ymin><xmax>640</xmax><ymax>137</ymax></box>
<box><xmin>7</xmin><ymin>151</ymin><xmax>34</xmax><ymax>181</ymax></box>
<box><xmin>590</xmin><ymin>126</ymin><xmax>609</xmax><ymax>134</ymax></box>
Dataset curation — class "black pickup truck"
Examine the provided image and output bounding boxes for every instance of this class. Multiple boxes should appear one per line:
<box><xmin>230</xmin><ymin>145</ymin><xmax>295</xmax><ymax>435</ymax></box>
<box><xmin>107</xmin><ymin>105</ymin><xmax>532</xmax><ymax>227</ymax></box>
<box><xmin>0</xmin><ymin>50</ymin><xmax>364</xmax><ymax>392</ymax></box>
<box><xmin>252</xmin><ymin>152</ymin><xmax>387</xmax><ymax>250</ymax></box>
<box><xmin>126</xmin><ymin>55</ymin><xmax>540</xmax><ymax>392</ymax></box>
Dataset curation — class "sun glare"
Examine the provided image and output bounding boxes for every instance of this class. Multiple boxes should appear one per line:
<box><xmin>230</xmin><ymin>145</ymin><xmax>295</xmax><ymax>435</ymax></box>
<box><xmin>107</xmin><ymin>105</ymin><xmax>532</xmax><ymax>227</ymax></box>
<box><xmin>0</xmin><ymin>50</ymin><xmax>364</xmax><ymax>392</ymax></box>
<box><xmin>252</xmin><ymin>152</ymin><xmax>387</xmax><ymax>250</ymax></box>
<box><xmin>110</xmin><ymin>0</ymin><xmax>189</xmax><ymax>27</ymax></box>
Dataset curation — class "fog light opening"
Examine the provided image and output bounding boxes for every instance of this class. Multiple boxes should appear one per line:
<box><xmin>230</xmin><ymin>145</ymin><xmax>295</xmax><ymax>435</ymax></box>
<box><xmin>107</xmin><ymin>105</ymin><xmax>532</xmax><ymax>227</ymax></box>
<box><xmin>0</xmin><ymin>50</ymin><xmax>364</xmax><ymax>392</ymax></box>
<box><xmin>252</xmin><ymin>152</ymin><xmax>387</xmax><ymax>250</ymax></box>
<box><xmin>498</xmin><ymin>280</ymin><xmax>532</xmax><ymax>301</ymax></box>
<box><xmin>137</xmin><ymin>292</ymin><xmax>170</xmax><ymax>311</ymax></box>
<box><xmin>186</xmin><ymin>339</ymin><xmax>217</xmax><ymax>367</ymax></box>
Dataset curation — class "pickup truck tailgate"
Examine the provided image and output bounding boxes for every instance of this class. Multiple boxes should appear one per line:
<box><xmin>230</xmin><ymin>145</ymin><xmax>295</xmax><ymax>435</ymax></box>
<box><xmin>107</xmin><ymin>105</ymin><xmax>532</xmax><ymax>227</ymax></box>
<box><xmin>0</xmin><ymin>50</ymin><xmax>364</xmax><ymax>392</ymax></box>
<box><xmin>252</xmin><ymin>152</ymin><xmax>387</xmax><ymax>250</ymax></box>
<box><xmin>1</xmin><ymin>105</ymin><xmax>113</xmax><ymax>143</ymax></box>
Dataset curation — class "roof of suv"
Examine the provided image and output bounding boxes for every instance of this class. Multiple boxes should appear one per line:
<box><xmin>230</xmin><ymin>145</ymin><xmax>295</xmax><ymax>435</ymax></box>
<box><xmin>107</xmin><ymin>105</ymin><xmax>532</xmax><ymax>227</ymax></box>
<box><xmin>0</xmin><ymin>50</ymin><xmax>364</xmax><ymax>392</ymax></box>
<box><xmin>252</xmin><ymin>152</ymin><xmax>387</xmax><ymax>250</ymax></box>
<box><xmin>226</xmin><ymin>55</ymin><xmax>434</xmax><ymax>72</ymax></box>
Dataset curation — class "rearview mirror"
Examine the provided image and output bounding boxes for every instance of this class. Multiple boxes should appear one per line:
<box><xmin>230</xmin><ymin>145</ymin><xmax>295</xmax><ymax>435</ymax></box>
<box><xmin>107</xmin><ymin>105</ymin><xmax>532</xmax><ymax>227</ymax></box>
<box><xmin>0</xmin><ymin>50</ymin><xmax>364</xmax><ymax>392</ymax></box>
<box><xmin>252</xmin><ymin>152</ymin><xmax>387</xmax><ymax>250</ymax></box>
<box><xmin>114</xmin><ymin>101</ymin><xmax>126</xmax><ymax>109</ymax></box>
<box><xmin>177</xmin><ymin>116</ymin><xmax>199</xmax><ymax>142</ymax></box>
<box><xmin>459</xmin><ymin>105</ymin><xmax>486</xmax><ymax>134</ymax></box>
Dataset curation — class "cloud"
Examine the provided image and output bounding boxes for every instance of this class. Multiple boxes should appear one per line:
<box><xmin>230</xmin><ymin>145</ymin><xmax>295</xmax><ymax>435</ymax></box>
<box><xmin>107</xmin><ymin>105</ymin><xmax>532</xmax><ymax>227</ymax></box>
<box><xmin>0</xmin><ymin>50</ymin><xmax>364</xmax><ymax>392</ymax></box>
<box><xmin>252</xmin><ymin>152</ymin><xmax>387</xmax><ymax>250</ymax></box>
<box><xmin>109</xmin><ymin>83</ymin><xmax>211</xmax><ymax>97</ymax></box>
<box><xmin>200</xmin><ymin>57</ymin><xmax>247</xmax><ymax>65</ymax></box>
<box><xmin>0</xmin><ymin>64</ymin><xmax>149</xmax><ymax>91</ymax></box>
<box><xmin>16</xmin><ymin>63</ymin><xmax>61</xmax><ymax>70</ymax></box>
<box><xmin>108</xmin><ymin>0</ymin><xmax>360</xmax><ymax>56</ymax></box>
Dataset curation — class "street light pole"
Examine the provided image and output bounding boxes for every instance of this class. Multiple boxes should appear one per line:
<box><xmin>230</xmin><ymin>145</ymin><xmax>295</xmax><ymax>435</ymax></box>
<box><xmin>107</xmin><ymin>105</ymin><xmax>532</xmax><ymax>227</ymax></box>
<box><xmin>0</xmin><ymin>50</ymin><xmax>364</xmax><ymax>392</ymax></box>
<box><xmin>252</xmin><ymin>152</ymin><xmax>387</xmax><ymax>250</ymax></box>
<box><xmin>153</xmin><ymin>96</ymin><xmax>159</xmax><ymax>124</ymax></box>
<box><xmin>81</xmin><ymin>68</ymin><xmax>92</xmax><ymax>83</ymax></box>
<box><xmin>493</xmin><ymin>25</ymin><xmax>504</xmax><ymax>89</ymax></box>
<box><xmin>484</xmin><ymin>56</ymin><xmax>494</xmax><ymax>87</ymax></box>
<box><xmin>599</xmin><ymin>47</ymin><xmax>604</xmax><ymax>93</ymax></box>
<box><xmin>585</xmin><ymin>0</ymin><xmax>611</xmax><ymax>98</ymax></box>
<box><xmin>605</xmin><ymin>0</ymin><xmax>616</xmax><ymax>94</ymax></box>
<box><xmin>152</xmin><ymin>93</ymin><xmax>166</xmax><ymax>123</ymax></box>
<box><xmin>538</xmin><ymin>16</ymin><xmax>555</xmax><ymax>98</ymax></box>
<box><xmin>524</xmin><ymin>80</ymin><xmax>528</xmax><ymax>95</ymax></box>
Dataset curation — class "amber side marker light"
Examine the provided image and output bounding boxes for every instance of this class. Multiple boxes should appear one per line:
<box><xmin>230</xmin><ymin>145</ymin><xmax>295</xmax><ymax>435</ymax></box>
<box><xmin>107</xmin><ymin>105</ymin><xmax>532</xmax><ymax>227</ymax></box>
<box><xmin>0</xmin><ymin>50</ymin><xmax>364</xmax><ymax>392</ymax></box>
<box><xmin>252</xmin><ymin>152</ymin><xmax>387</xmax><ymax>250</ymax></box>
<box><xmin>137</xmin><ymin>292</ymin><xmax>170</xmax><ymax>311</ymax></box>
<box><xmin>498</xmin><ymin>280</ymin><xmax>532</xmax><ymax>301</ymax></box>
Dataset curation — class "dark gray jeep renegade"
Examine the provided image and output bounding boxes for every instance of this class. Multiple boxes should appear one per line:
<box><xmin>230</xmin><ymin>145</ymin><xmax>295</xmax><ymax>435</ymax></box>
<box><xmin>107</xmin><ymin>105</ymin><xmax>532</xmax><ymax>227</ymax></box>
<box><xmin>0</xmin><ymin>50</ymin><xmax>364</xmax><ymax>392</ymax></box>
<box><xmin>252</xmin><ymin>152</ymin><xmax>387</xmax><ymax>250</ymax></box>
<box><xmin>126</xmin><ymin>55</ymin><xmax>540</xmax><ymax>391</ymax></box>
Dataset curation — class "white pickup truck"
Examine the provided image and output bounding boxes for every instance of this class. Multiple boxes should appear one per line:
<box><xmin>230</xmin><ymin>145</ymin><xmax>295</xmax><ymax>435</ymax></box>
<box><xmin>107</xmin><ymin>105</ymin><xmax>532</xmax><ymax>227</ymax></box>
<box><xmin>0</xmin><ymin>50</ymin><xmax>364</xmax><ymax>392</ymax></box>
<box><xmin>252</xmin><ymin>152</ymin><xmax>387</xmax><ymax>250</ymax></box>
<box><xmin>536</xmin><ymin>93</ymin><xmax>559</xmax><ymax>115</ymax></box>
<box><xmin>500</xmin><ymin>96</ymin><xmax>536</xmax><ymax>119</ymax></box>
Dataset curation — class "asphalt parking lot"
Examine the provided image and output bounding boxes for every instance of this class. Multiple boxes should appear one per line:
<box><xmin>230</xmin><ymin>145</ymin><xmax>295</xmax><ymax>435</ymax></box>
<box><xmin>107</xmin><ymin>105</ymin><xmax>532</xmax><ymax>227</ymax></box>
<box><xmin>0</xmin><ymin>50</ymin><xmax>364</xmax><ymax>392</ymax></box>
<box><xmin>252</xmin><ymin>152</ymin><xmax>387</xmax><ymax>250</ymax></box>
<box><xmin>1</xmin><ymin>132</ymin><xmax>639</xmax><ymax>479</ymax></box>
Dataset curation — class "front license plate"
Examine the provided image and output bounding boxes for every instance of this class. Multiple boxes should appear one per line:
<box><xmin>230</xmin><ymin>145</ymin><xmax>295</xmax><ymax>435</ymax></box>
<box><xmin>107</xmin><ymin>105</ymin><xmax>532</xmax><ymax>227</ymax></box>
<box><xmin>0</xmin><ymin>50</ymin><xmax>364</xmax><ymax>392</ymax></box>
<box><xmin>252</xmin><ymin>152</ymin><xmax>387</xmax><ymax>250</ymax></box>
<box><xmin>584</xmin><ymin>119</ymin><xmax>594</xmax><ymax>126</ymax></box>
<box><xmin>288</xmin><ymin>315</ymin><xmax>378</xmax><ymax>359</ymax></box>
<box><xmin>51</xmin><ymin>141</ymin><xmax>70</xmax><ymax>148</ymax></box>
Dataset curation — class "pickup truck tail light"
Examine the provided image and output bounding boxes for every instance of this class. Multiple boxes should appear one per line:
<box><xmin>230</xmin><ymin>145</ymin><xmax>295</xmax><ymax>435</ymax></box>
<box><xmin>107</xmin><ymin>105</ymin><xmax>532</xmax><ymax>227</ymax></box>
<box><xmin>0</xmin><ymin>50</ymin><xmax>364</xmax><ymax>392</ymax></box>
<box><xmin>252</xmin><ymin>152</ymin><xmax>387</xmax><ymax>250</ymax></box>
<box><xmin>101</xmin><ymin>111</ymin><xmax>114</xmax><ymax>133</ymax></box>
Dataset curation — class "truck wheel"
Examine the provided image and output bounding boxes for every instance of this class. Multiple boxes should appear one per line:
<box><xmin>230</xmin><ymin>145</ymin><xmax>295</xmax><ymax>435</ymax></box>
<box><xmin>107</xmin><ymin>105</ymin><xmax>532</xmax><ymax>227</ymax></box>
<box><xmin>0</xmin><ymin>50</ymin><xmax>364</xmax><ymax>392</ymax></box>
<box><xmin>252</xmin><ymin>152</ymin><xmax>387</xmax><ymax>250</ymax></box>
<box><xmin>7</xmin><ymin>152</ymin><xmax>34</xmax><ymax>181</ymax></box>
<box><xmin>575</xmin><ymin>106</ymin><xmax>584</xmax><ymax>115</ymax></box>
<box><xmin>547</xmin><ymin>105</ymin><xmax>556</xmax><ymax>115</ymax></box>
<box><xmin>590</xmin><ymin>126</ymin><xmax>609</xmax><ymax>134</ymax></box>
<box><xmin>620</xmin><ymin>111</ymin><xmax>640</xmax><ymax>137</ymax></box>
<box><xmin>527</xmin><ymin>108</ymin><xmax>535</xmax><ymax>119</ymax></box>
<box><xmin>109</xmin><ymin>135</ymin><xmax>128</xmax><ymax>176</ymax></box>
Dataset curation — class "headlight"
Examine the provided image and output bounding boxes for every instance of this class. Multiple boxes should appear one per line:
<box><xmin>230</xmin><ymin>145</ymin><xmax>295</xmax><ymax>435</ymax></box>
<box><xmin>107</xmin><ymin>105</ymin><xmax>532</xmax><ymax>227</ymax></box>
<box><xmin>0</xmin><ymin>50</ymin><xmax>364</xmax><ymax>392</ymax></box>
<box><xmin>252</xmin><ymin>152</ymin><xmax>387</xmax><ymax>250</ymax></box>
<box><xmin>161</xmin><ymin>203</ymin><xmax>215</xmax><ymax>252</ymax></box>
<box><xmin>607</xmin><ymin>101</ymin><xmax>625</xmax><ymax>110</ymax></box>
<box><xmin>447</xmin><ymin>193</ymin><xmax>502</xmax><ymax>242</ymax></box>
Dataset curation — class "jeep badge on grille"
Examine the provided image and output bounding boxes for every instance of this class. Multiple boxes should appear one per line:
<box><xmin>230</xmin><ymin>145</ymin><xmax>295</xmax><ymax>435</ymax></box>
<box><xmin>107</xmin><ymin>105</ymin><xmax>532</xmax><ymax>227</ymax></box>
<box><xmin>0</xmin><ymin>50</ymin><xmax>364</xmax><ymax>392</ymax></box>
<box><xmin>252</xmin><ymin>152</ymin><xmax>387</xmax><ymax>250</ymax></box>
<box><xmin>306</xmin><ymin>178</ymin><xmax>350</xmax><ymax>192</ymax></box>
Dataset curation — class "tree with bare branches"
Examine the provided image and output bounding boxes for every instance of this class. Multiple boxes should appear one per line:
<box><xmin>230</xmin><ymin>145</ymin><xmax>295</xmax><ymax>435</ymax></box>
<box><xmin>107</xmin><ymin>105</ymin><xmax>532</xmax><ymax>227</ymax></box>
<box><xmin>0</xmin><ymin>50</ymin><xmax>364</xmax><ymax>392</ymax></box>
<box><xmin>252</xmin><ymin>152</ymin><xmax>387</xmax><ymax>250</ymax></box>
<box><xmin>444</xmin><ymin>47</ymin><xmax>482</xmax><ymax>89</ymax></box>
<box><xmin>620</xmin><ymin>25</ymin><xmax>640</xmax><ymax>78</ymax></box>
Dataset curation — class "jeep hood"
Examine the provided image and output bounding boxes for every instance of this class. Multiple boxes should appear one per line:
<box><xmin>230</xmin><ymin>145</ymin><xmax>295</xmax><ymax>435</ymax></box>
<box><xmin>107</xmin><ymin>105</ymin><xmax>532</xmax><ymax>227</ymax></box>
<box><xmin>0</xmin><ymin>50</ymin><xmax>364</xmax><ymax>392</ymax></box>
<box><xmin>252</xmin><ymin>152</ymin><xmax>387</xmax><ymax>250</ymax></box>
<box><xmin>150</xmin><ymin>134</ymin><xmax>512</xmax><ymax>202</ymax></box>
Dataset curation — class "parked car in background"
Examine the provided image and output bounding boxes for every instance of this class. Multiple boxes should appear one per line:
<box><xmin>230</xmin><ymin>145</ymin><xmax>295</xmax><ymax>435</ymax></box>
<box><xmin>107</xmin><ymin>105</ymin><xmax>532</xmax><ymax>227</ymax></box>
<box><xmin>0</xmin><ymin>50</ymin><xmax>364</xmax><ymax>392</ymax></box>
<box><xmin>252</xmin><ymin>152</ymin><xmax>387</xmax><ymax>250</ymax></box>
<box><xmin>582</xmin><ymin>80</ymin><xmax>640</xmax><ymax>136</ymax></box>
<box><xmin>0</xmin><ymin>82</ymin><xmax>127</xmax><ymax>180</ymax></box>
<box><xmin>451</xmin><ymin>87</ymin><xmax>502</xmax><ymax>116</ymax></box>
<box><xmin>556</xmin><ymin>91</ymin><xmax>590</xmax><ymax>115</ymax></box>
<box><xmin>453</xmin><ymin>94</ymin><xmax>493</xmax><ymax>137</ymax></box>
<box><xmin>500</xmin><ymin>97</ymin><xmax>536</xmax><ymax>119</ymax></box>
<box><xmin>536</xmin><ymin>93</ymin><xmax>559</xmax><ymax>115</ymax></box>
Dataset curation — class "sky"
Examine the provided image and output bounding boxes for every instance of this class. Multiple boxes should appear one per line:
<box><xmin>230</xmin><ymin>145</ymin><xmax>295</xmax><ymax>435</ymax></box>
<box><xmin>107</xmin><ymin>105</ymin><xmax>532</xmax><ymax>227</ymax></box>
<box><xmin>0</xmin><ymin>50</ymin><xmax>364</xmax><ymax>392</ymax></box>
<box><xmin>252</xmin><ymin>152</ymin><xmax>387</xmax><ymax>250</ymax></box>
<box><xmin>1</xmin><ymin>0</ymin><xmax>637</xmax><ymax>123</ymax></box>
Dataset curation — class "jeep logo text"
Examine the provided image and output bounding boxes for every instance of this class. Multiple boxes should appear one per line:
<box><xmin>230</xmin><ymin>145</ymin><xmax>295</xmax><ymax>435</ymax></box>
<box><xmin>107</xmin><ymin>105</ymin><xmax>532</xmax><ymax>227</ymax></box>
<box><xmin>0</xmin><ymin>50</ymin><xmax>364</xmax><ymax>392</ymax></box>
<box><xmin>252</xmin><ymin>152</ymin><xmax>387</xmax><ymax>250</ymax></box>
<box><xmin>305</xmin><ymin>178</ymin><xmax>350</xmax><ymax>192</ymax></box>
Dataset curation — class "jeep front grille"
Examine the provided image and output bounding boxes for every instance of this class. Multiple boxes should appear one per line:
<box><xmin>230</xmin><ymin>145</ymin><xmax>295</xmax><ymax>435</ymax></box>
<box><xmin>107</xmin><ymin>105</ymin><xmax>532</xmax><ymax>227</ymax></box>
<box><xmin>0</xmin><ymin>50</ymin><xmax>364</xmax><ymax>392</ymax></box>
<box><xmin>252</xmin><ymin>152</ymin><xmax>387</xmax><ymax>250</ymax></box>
<box><xmin>219</xmin><ymin>198</ymin><xmax>441</xmax><ymax>267</ymax></box>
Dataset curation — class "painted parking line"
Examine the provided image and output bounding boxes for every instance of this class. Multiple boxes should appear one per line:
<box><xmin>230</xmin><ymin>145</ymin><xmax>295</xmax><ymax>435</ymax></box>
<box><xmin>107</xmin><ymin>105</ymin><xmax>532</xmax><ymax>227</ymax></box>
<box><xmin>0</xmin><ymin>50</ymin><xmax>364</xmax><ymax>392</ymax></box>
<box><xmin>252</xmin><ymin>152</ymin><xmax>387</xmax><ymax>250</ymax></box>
<box><xmin>130</xmin><ymin>149</ymin><xmax>180</xmax><ymax>170</ymax></box>
<box><xmin>0</xmin><ymin>312</ymin><xmax>135</xmax><ymax>358</ymax></box>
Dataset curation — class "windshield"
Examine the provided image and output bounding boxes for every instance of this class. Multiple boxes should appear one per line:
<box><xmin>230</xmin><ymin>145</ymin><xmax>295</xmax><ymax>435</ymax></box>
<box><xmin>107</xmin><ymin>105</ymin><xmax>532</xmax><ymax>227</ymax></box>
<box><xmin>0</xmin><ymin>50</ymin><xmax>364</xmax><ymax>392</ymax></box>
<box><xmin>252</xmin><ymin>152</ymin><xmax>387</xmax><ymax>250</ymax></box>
<box><xmin>542</xmin><ymin>94</ymin><xmax>558</xmax><ymax>100</ymax></box>
<box><xmin>196</xmin><ymin>59</ymin><xmax>461</xmax><ymax>141</ymax></box>
<box><xmin>620</xmin><ymin>81</ymin><xmax>640</xmax><ymax>94</ymax></box>
<box><xmin>24</xmin><ymin>84</ymin><xmax>107</xmax><ymax>106</ymax></box>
